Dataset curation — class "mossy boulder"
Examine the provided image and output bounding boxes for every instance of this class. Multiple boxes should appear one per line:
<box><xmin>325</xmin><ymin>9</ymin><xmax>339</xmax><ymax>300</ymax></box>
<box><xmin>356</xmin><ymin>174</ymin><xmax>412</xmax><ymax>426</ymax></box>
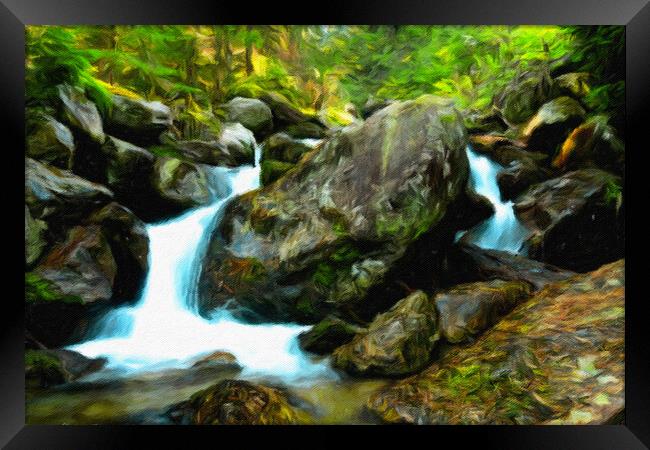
<box><xmin>167</xmin><ymin>379</ymin><xmax>310</xmax><ymax>425</ymax></box>
<box><xmin>190</xmin><ymin>351</ymin><xmax>242</xmax><ymax>371</ymax></box>
<box><xmin>25</xmin><ymin>205</ymin><xmax>48</xmax><ymax>268</ymax></box>
<box><xmin>521</xmin><ymin>96</ymin><xmax>586</xmax><ymax>155</ymax></box>
<box><xmin>223</xmin><ymin>97</ymin><xmax>273</xmax><ymax>139</ymax></box>
<box><xmin>434</xmin><ymin>279</ymin><xmax>532</xmax><ymax>343</ymax></box>
<box><xmin>514</xmin><ymin>169</ymin><xmax>624</xmax><ymax>272</ymax></box>
<box><xmin>26</xmin><ymin>114</ymin><xmax>75</xmax><ymax>169</ymax></box>
<box><xmin>262</xmin><ymin>132</ymin><xmax>313</xmax><ymax>164</ymax></box>
<box><xmin>283</xmin><ymin>121</ymin><xmax>326</xmax><ymax>139</ymax></box>
<box><xmin>258</xmin><ymin>91</ymin><xmax>327</xmax><ymax>135</ymax></box>
<box><xmin>150</xmin><ymin>157</ymin><xmax>211</xmax><ymax>217</ymax></box>
<box><xmin>103</xmin><ymin>94</ymin><xmax>172</xmax><ymax>146</ymax></box>
<box><xmin>332</xmin><ymin>290</ymin><xmax>439</xmax><ymax>377</ymax></box>
<box><xmin>174</xmin><ymin>122</ymin><xmax>256</xmax><ymax>167</ymax></box>
<box><xmin>368</xmin><ymin>260</ymin><xmax>625</xmax><ymax>425</ymax></box>
<box><xmin>298</xmin><ymin>315</ymin><xmax>366</xmax><ymax>355</ymax></box>
<box><xmin>495</xmin><ymin>70</ymin><xmax>553</xmax><ymax>125</ymax></box>
<box><xmin>260</xmin><ymin>159</ymin><xmax>295</xmax><ymax>186</ymax></box>
<box><xmin>26</xmin><ymin>349</ymin><xmax>106</xmax><ymax>388</ymax></box>
<box><xmin>199</xmin><ymin>96</ymin><xmax>470</xmax><ymax>323</ymax></box>
<box><xmin>552</xmin><ymin>72</ymin><xmax>591</xmax><ymax>99</ymax></box>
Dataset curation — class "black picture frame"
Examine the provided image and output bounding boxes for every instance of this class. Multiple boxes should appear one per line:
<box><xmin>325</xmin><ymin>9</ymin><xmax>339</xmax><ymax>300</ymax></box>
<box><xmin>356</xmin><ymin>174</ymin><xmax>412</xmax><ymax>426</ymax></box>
<box><xmin>2</xmin><ymin>0</ymin><xmax>648</xmax><ymax>447</ymax></box>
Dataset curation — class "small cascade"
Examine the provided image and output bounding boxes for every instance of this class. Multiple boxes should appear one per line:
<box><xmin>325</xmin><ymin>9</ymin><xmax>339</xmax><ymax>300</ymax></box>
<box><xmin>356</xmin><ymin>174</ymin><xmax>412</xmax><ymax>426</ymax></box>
<box><xmin>69</xmin><ymin>144</ymin><xmax>335</xmax><ymax>383</ymax></box>
<box><xmin>456</xmin><ymin>146</ymin><xmax>528</xmax><ymax>254</ymax></box>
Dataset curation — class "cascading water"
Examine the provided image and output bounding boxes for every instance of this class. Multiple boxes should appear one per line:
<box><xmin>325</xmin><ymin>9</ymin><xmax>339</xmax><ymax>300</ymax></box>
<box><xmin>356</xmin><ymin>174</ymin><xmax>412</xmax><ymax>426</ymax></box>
<box><xmin>456</xmin><ymin>145</ymin><xmax>528</xmax><ymax>254</ymax></box>
<box><xmin>69</xmin><ymin>142</ymin><xmax>335</xmax><ymax>383</ymax></box>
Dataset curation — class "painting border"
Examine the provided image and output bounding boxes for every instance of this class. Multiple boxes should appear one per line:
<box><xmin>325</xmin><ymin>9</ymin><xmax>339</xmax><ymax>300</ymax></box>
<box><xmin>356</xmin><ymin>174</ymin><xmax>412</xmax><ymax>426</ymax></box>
<box><xmin>2</xmin><ymin>0</ymin><xmax>648</xmax><ymax>447</ymax></box>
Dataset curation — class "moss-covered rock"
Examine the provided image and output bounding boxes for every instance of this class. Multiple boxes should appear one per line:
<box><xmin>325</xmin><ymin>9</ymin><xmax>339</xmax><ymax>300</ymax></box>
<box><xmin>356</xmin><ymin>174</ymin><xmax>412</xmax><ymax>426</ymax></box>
<box><xmin>56</xmin><ymin>84</ymin><xmax>105</xmax><ymax>144</ymax></box>
<box><xmin>521</xmin><ymin>96</ymin><xmax>586</xmax><ymax>155</ymax></box>
<box><xmin>298</xmin><ymin>315</ymin><xmax>366</xmax><ymax>355</ymax></box>
<box><xmin>514</xmin><ymin>169</ymin><xmax>624</xmax><ymax>272</ymax></box>
<box><xmin>167</xmin><ymin>379</ymin><xmax>310</xmax><ymax>425</ymax></box>
<box><xmin>173</xmin><ymin>122</ymin><xmax>256</xmax><ymax>167</ymax></box>
<box><xmin>367</xmin><ymin>260</ymin><xmax>625</xmax><ymax>425</ymax></box>
<box><xmin>26</xmin><ymin>349</ymin><xmax>106</xmax><ymax>388</ymax></box>
<box><xmin>25</xmin><ymin>205</ymin><xmax>48</xmax><ymax>268</ymax></box>
<box><xmin>495</xmin><ymin>70</ymin><xmax>553</xmax><ymax>125</ymax></box>
<box><xmin>332</xmin><ymin>291</ymin><xmax>439</xmax><ymax>377</ymax></box>
<box><xmin>150</xmin><ymin>157</ymin><xmax>211</xmax><ymax>216</ymax></box>
<box><xmin>260</xmin><ymin>159</ymin><xmax>295</xmax><ymax>186</ymax></box>
<box><xmin>262</xmin><ymin>132</ymin><xmax>312</xmax><ymax>164</ymax></box>
<box><xmin>103</xmin><ymin>94</ymin><xmax>172</xmax><ymax>146</ymax></box>
<box><xmin>552</xmin><ymin>72</ymin><xmax>591</xmax><ymax>99</ymax></box>
<box><xmin>199</xmin><ymin>96</ymin><xmax>470</xmax><ymax>323</ymax></box>
<box><xmin>434</xmin><ymin>279</ymin><xmax>532</xmax><ymax>343</ymax></box>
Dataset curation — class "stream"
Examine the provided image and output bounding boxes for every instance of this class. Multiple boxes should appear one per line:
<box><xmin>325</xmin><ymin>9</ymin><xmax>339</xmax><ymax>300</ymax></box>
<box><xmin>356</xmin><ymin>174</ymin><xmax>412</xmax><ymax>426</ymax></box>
<box><xmin>28</xmin><ymin>142</ymin><xmax>528</xmax><ymax>424</ymax></box>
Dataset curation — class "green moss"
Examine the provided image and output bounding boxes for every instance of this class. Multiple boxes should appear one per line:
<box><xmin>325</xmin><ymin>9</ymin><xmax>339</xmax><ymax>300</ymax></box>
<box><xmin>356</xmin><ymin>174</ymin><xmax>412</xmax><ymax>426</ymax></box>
<box><xmin>148</xmin><ymin>145</ymin><xmax>185</xmax><ymax>160</ymax></box>
<box><xmin>603</xmin><ymin>178</ymin><xmax>623</xmax><ymax>212</ymax></box>
<box><xmin>261</xmin><ymin>159</ymin><xmax>295</xmax><ymax>186</ymax></box>
<box><xmin>313</xmin><ymin>262</ymin><xmax>337</xmax><ymax>288</ymax></box>
<box><xmin>25</xmin><ymin>349</ymin><xmax>67</xmax><ymax>387</ymax></box>
<box><xmin>25</xmin><ymin>272</ymin><xmax>82</xmax><ymax>305</ymax></box>
<box><xmin>330</xmin><ymin>243</ymin><xmax>361</xmax><ymax>263</ymax></box>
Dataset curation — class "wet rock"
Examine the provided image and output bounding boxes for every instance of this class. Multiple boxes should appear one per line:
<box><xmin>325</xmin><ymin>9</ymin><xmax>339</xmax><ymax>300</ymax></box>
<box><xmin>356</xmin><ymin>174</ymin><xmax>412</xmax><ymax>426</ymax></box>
<box><xmin>85</xmin><ymin>203</ymin><xmax>149</xmax><ymax>302</ymax></box>
<box><xmin>521</xmin><ymin>96</ymin><xmax>586</xmax><ymax>155</ymax></box>
<box><xmin>262</xmin><ymin>132</ymin><xmax>312</xmax><ymax>164</ymax></box>
<box><xmin>368</xmin><ymin>260</ymin><xmax>625</xmax><ymax>425</ymax></box>
<box><xmin>497</xmin><ymin>158</ymin><xmax>553</xmax><ymax>201</ymax></box>
<box><xmin>465</xmin><ymin>110</ymin><xmax>508</xmax><ymax>134</ymax></box>
<box><xmin>175</xmin><ymin>122</ymin><xmax>256</xmax><ymax>166</ymax></box>
<box><xmin>332</xmin><ymin>291</ymin><xmax>439</xmax><ymax>377</ymax></box>
<box><xmin>167</xmin><ymin>379</ymin><xmax>308</xmax><ymax>425</ymax></box>
<box><xmin>447</xmin><ymin>243</ymin><xmax>577</xmax><ymax>291</ymax></box>
<box><xmin>57</xmin><ymin>84</ymin><xmax>105</xmax><ymax>143</ymax></box>
<box><xmin>260</xmin><ymin>159</ymin><xmax>295</xmax><ymax>186</ymax></box>
<box><xmin>100</xmin><ymin>136</ymin><xmax>156</xmax><ymax>204</ymax></box>
<box><xmin>283</xmin><ymin>121</ymin><xmax>327</xmax><ymax>139</ymax></box>
<box><xmin>223</xmin><ymin>97</ymin><xmax>273</xmax><ymax>139</ymax></box>
<box><xmin>470</xmin><ymin>135</ymin><xmax>548</xmax><ymax>168</ymax></box>
<box><xmin>298</xmin><ymin>315</ymin><xmax>366</xmax><ymax>355</ymax></box>
<box><xmin>199</xmin><ymin>96</ymin><xmax>470</xmax><ymax>323</ymax></box>
<box><xmin>104</xmin><ymin>94</ymin><xmax>172</xmax><ymax>146</ymax></box>
<box><xmin>494</xmin><ymin>70</ymin><xmax>553</xmax><ymax>125</ymax></box>
<box><xmin>25</xmin><ymin>158</ymin><xmax>113</xmax><ymax>225</ymax></box>
<box><xmin>514</xmin><ymin>169</ymin><xmax>624</xmax><ymax>272</ymax></box>
<box><xmin>26</xmin><ymin>114</ymin><xmax>75</xmax><ymax>169</ymax></box>
<box><xmin>191</xmin><ymin>351</ymin><xmax>242</xmax><ymax>371</ymax></box>
<box><xmin>434</xmin><ymin>279</ymin><xmax>532</xmax><ymax>343</ymax></box>
<box><xmin>25</xmin><ymin>348</ymin><xmax>107</xmax><ymax>388</ymax></box>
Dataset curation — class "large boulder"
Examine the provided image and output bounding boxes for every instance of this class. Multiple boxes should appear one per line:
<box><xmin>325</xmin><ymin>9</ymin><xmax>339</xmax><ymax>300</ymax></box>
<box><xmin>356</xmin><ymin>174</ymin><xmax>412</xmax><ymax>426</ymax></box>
<box><xmin>368</xmin><ymin>260</ymin><xmax>625</xmax><ymax>425</ymax></box>
<box><xmin>497</xmin><ymin>158</ymin><xmax>553</xmax><ymax>201</ymax></box>
<box><xmin>167</xmin><ymin>379</ymin><xmax>309</xmax><ymax>425</ymax></box>
<box><xmin>521</xmin><ymin>97</ymin><xmax>586</xmax><ymax>155</ymax></box>
<box><xmin>259</xmin><ymin>92</ymin><xmax>327</xmax><ymax>136</ymax></box>
<box><xmin>223</xmin><ymin>97</ymin><xmax>273</xmax><ymax>139</ymax></box>
<box><xmin>56</xmin><ymin>84</ymin><xmax>105</xmax><ymax>143</ymax></box>
<box><xmin>104</xmin><ymin>94</ymin><xmax>172</xmax><ymax>146</ymax></box>
<box><xmin>25</xmin><ymin>158</ymin><xmax>113</xmax><ymax>225</ymax></box>
<box><xmin>434</xmin><ymin>279</ymin><xmax>532</xmax><ymax>343</ymax></box>
<box><xmin>26</xmin><ymin>114</ymin><xmax>75</xmax><ymax>169</ymax></box>
<box><xmin>198</xmin><ymin>96</ymin><xmax>470</xmax><ymax>323</ymax></box>
<box><xmin>298</xmin><ymin>315</ymin><xmax>366</xmax><ymax>355</ymax></box>
<box><xmin>494</xmin><ymin>70</ymin><xmax>553</xmax><ymax>125</ymax></box>
<box><xmin>514</xmin><ymin>169</ymin><xmax>624</xmax><ymax>272</ymax></box>
<box><xmin>332</xmin><ymin>291</ymin><xmax>439</xmax><ymax>377</ymax></box>
<box><xmin>262</xmin><ymin>132</ymin><xmax>312</xmax><ymax>164</ymax></box>
<box><xmin>150</xmin><ymin>157</ymin><xmax>211</xmax><ymax>217</ymax></box>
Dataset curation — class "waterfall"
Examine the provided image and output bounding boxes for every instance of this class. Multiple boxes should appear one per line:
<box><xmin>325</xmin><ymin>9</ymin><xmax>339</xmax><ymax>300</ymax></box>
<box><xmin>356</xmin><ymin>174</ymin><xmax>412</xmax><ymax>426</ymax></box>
<box><xmin>456</xmin><ymin>145</ymin><xmax>528</xmax><ymax>254</ymax></box>
<box><xmin>69</xmin><ymin>143</ymin><xmax>335</xmax><ymax>383</ymax></box>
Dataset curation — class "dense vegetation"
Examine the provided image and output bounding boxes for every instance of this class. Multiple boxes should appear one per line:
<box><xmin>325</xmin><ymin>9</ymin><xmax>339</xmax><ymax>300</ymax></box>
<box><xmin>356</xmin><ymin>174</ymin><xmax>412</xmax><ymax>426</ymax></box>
<box><xmin>26</xmin><ymin>25</ymin><xmax>625</xmax><ymax>136</ymax></box>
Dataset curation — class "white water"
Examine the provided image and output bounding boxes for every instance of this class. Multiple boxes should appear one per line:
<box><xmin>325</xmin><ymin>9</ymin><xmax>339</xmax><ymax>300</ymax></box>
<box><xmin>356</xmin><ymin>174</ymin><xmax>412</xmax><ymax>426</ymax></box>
<box><xmin>69</xmin><ymin>145</ymin><xmax>336</xmax><ymax>383</ymax></box>
<box><xmin>456</xmin><ymin>146</ymin><xmax>528</xmax><ymax>254</ymax></box>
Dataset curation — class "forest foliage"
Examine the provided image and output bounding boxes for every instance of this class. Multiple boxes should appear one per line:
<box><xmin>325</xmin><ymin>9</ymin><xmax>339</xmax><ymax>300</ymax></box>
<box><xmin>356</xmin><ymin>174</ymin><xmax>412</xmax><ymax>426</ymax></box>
<box><xmin>25</xmin><ymin>25</ymin><xmax>625</xmax><ymax>137</ymax></box>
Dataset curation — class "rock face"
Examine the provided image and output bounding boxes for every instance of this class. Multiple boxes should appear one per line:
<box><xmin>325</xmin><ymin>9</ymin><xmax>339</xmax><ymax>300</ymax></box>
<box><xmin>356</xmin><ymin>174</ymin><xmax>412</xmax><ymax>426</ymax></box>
<box><xmin>100</xmin><ymin>136</ymin><xmax>156</xmax><ymax>199</ymax></box>
<box><xmin>57</xmin><ymin>84</ymin><xmax>105</xmax><ymax>143</ymax></box>
<box><xmin>26</xmin><ymin>114</ymin><xmax>75</xmax><ymax>169</ymax></box>
<box><xmin>332</xmin><ymin>291</ymin><xmax>439</xmax><ymax>377</ymax></box>
<box><xmin>25</xmin><ymin>158</ymin><xmax>113</xmax><ymax>226</ymax></box>
<box><xmin>521</xmin><ymin>96</ymin><xmax>586</xmax><ymax>155</ymax></box>
<box><xmin>497</xmin><ymin>157</ymin><xmax>552</xmax><ymax>201</ymax></box>
<box><xmin>495</xmin><ymin>70</ymin><xmax>553</xmax><ymax>125</ymax></box>
<box><xmin>448</xmin><ymin>243</ymin><xmax>576</xmax><ymax>291</ymax></box>
<box><xmin>199</xmin><ymin>96</ymin><xmax>470</xmax><ymax>323</ymax></box>
<box><xmin>434</xmin><ymin>279</ymin><xmax>532</xmax><ymax>343</ymax></box>
<box><xmin>104</xmin><ymin>94</ymin><xmax>172</xmax><ymax>146</ymax></box>
<box><xmin>368</xmin><ymin>260</ymin><xmax>625</xmax><ymax>425</ymax></box>
<box><xmin>25</xmin><ymin>206</ymin><xmax>48</xmax><ymax>267</ymax></box>
<box><xmin>514</xmin><ymin>169</ymin><xmax>624</xmax><ymax>272</ymax></box>
<box><xmin>168</xmin><ymin>379</ymin><xmax>307</xmax><ymax>425</ymax></box>
<box><xmin>298</xmin><ymin>315</ymin><xmax>366</xmax><ymax>355</ymax></box>
<box><xmin>223</xmin><ymin>97</ymin><xmax>273</xmax><ymax>139</ymax></box>
<box><xmin>25</xmin><ymin>349</ymin><xmax>106</xmax><ymax>388</ymax></box>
